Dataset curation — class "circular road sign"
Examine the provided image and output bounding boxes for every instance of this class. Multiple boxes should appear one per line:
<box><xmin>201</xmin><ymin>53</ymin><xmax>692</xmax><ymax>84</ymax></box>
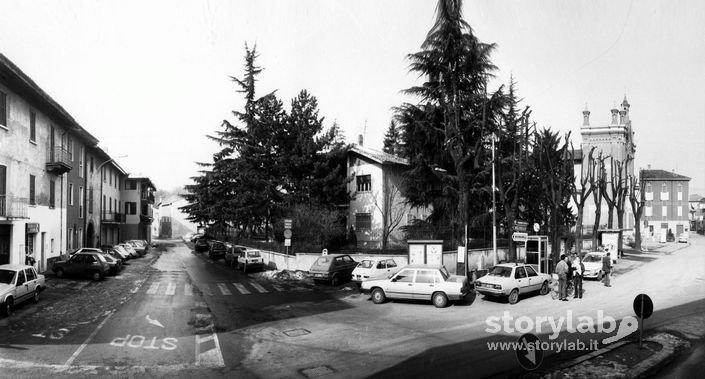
<box><xmin>515</xmin><ymin>333</ymin><xmax>544</xmax><ymax>371</ymax></box>
<box><xmin>533</xmin><ymin>223</ymin><xmax>540</xmax><ymax>233</ymax></box>
<box><xmin>283</xmin><ymin>229</ymin><xmax>292</xmax><ymax>239</ymax></box>
<box><xmin>633</xmin><ymin>294</ymin><xmax>654</xmax><ymax>319</ymax></box>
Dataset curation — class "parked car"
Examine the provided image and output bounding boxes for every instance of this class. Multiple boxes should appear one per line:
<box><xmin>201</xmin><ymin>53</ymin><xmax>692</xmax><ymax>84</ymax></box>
<box><xmin>126</xmin><ymin>240</ymin><xmax>148</xmax><ymax>255</ymax></box>
<box><xmin>474</xmin><ymin>263</ymin><xmax>552</xmax><ymax>304</ymax></box>
<box><xmin>235</xmin><ymin>247</ymin><xmax>265</xmax><ymax>272</ymax></box>
<box><xmin>678</xmin><ymin>233</ymin><xmax>689</xmax><ymax>243</ymax></box>
<box><xmin>104</xmin><ymin>247</ymin><xmax>129</xmax><ymax>263</ymax></box>
<box><xmin>112</xmin><ymin>245</ymin><xmax>132</xmax><ymax>261</ymax></box>
<box><xmin>0</xmin><ymin>264</ymin><xmax>46</xmax><ymax>317</ymax></box>
<box><xmin>361</xmin><ymin>264</ymin><xmax>471</xmax><ymax>308</ymax></box>
<box><xmin>352</xmin><ymin>258</ymin><xmax>402</xmax><ymax>286</ymax></box>
<box><xmin>208</xmin><ymin>241</ymin><xmax>227</xmax><ymax>260</ymax></box>
<box><xmin>224</xmin><ymin>245</ymin><xmax>243</xmax><ymax>266</ymax></box>
<box><xmin>194</xmin><ymin>237</ymin><xmax>210</xmax><ymax>253</ymax></box>
<box><xmin>70</xmin><ymin>248</ymin><xmax>122</xmax><ymax>274</ymax></box>
<box><xmin>119</xmin><ymin>243</ymin><xmax>139</xmax><ymax>258</ymax></box>
<box><xmin>52</xmin><ymin>251</ymin><xmax>111</xmax><ymax>281</ymax></box>
<box><xmin>309</xmin><ymin>254</ymin><xmax>358</xmax><ymax>286</ymax></box>
<box><xmin>190</xmin><ymin>233</ymin><xmax>204</xmax><ymax>243</ymax></box>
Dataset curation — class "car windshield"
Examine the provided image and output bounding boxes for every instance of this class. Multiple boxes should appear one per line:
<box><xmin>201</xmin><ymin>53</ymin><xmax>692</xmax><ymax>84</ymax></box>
<box><xmin>583</xmin><ymin>254</ymin><xmax>602</xmax><ymax>262</ymax></box>
<box><xmin>358</xmin><ymin>260</ymin><xmax>374</xmax><ymax>269</ymax></box>
<box><xmin>0</xmin><ymin>269</ymin><xmax>16</xmax><ymax>284</ymax></box>
<box><xmin>312</xmin><ymin>256</ymin><xmax>332</xmax><ymax>269</ymax></box>
<box><xmin>439</xmin><ymin>267</ymin><xmax>450</xmax><ymax>281</ymax></box>
<box><xmin>489</xmin><ymin>266</ymin><xmax>513</xmax><ymax>277</ymax></box>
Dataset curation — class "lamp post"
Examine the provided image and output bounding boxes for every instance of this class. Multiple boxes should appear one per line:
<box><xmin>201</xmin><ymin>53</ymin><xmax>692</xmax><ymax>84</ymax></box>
<box><xmin>98</xmin><ymin>155</ymin><xmax>126</xmax><ymax>248</ymax></box>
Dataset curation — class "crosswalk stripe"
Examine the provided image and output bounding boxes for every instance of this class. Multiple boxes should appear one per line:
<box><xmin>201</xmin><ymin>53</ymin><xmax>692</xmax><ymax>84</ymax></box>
<box><xmin>250</xmin><ymin>282</ymin><xmax>269</xmax><ymax>293</ymax></box>
<box><xmin>165</xmin><ymin>282</ymin><xmax>176</xmax><ymax>295</ymax></box>
<box><xmin>201</xmin><ymin>283</ymin><xmax>213</xmax><ymax>296</ymax></box>
<box><xmin>217</xmin><ymin>283</ymin><xmax>232</xmax><ymax>295</ymax></box>
<box><xmin>232</xmin><ymin>283</ymin><xmax>250</xmax><ymax>294</ymax></box>
<box><xmin>184</xmin><ymin>283</ymin><xmax>193</xmax><ymax>296</ymax></box>
<box><xmin>272</xmin><ymin>284</ymin><xmax>284</xmax><ymax>292</ymax></box>
<box><xmin>146</xmin><ymin>282</ymin><xmax>160</xmax><ymax>295</ymax></box>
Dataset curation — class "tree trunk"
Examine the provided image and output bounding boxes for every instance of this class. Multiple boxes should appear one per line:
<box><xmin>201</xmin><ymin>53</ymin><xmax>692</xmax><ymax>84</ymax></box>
<box><xmin>617</xmin><ymin>208</ymin><xmax>625</xmax><ymax>256</ymax></box>
<box><xmin>592</xmin><ymin>204</ymin><xmax>601</xmax><ymax>250</ymax></box>
<box><xmin>575</xmin><ymin>205</ymin><xmax>584</xmax><ymax>254</ymax></box>
<box><xmin>607</xmin><ymin>205</ymin><xmax>615</xmax><ymax>229</ymax></box>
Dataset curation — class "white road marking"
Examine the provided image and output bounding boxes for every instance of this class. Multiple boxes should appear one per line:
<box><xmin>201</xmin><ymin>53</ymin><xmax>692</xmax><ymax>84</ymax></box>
<box><xmin>201</xmin><ymin>283</ymin><xmax>213</xmax><ymax>296</ymax></box>
<box><xmin>165</xmin><ymin>282</ymin><xmax>176</xmax><ymax>295</ymax></box>
<box><xmin>216</xmin><ymin>283</ymin><xmax>232</xmax><ymax>295</ymax></box>
<box><xmin>146</xmin><ymin>282</ymin><xmax>160</xmax><ymax>295</ymax></box>
<box><xmin>195</xmin><ymin>333</ymin><xmax>225</xmax><ymax>367</ymax></box>
<box><xmin>232</xmin><ymin>283</ymin><xmax>250</xmax><ymax>294</ymax></box>
<box><xmin>146</xmin><ymin>315</ymin><xmax>165</xmax><ymax>328</ymax></box>
<box><xmin>63</xmin><ymin>310</ymin><xmax>115</xmax><ymax>368</ymax></box>
<box><xmin>271</xmin><ymin>284</ymin><xmax>284</xmax><ymax>292</ymax></box>
<box><xmin>250</xmin><ymin>282</ymin><xmax>269</xmax><ymax>293</ymax></box>
<box><xmin>184</xmin><ymin>283</ymin><xmax>193</xmax><ymax>296</ymax></box>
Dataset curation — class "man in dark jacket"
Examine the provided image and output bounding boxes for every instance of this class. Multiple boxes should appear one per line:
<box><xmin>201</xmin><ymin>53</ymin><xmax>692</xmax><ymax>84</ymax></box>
<box><xmin>602</xmin><ymin>252</ymin><xmax>612</xmax><ymax>287</ymax></box>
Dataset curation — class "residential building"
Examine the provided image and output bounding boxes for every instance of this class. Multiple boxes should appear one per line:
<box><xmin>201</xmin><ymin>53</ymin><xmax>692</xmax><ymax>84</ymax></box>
<box><xmin>121</xmin><ymin>177</ymin><xmax>156</xmax><ymax>243</ymax></box>
<box><xmin>641</xmin><ymin>168</ymin><xmax>690</xmax><ymax>242</ymax></box>
<box><xmin>688</xmin><ymin>193</ymin><xmax>704</xmax><ymax>231</ymax></box>
<box><xmin>0</xmin><ymin>53</ymin><xmax>98</xmax><ymax>269</ymax></box>
<box><xmin>157</xmin><ymin>196</ymin><xmax>198</xmax><ymax>239</ymax></box>
<box><xmin>83</xmin><ymin>146</ymin><xmax>127</xmax><ymax>248</ymax></box>
<box><xmin>347</xmin><ymin>143</ymin><xmax>428</xmax><ymax>249</ymax></box>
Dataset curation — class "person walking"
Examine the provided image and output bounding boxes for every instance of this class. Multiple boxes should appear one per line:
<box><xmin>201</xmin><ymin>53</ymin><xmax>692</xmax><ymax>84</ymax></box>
<box><xmin>555</xmin><ymin>254</ymin><xmax>570</xmax><ymax>301</ymax></box>
<box><xmin>602</xmin><ymin>252</ymin><xmax>612</xmax><ymax>287</ymax></box>
<box><xmin>572</xmin><ymin>253</ymin><xmax>584</xmax><ymax>298</ymax></box>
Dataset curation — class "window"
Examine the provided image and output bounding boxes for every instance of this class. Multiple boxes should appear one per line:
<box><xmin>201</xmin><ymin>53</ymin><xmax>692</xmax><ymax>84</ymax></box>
<box><xmin>15</xmin><ymin>270</ymin><xmax>26</xmax><ymax>286</ymax></box>
<box><xmin>415</xmin><ymin>270</ymin><xmax>437</xmax><ymax>283</ymax></box>
<box><xmin>109</xmin><ymin>169</ymin><xmax>112</xmax><ymax>186</ymax></box>
<box><xmin>356</xmin><ymin>175</ymin><xmax>371</xmax><ymax>192</ymax></box>
<box><xmin>68</xmin><ymin>183</ymin><xmax>74</xmax><ymax>206</ymax></box>
<box><xmin>662</xmin><ymin>205</ymin><xmax>667</xmax><ymax>218</ymax></box>
<box><xmin>29</xmin><ymin>175</ymin><xmax>36</xmax><ymax>205</ymax></box>
<box><xmin>67</xmin><ymin>228</ymin><xmax>73</xmax><ymax>250</ymax></box>
<box><xmin>90</xmin><ymin>157</ymin><xmax>94</xmax><ymax>173</ymax></box>
<box><xmin>109</xmin><ymin>196</ymin><xmax>112</xmax><ymax>213</ymax></box>
<box><xmin>79</xmin><ymin>147</ymin><xmax>84</xmax><ymax>178</ymax></box>
<box><xmin>677</xmin><ymin>184</ymin><xmax>683</xmax><ymax>201</ymax></box>
<box><xmin>29</xmin><ymin>110</ymin><xmax>36</xmax><ymax>142</ymax></box>
<box><xmin>68</xmin><ymin>137</ymin><xmax>74</xmax><ymax>161</ymax></box>
<box><xmin>114</xmin><ymin>199</ymin><xmax>117</xmax><ymax>214</ymax></box>
<box><xmin>678</xmin><ymin>206</ymin><xmax>683</xmax><ymax>217</ymax></box>
<box><xmin>355</xmin><ymin>213</ymin><xmax>371</xmax><ymax>230</ymax></box>
<box><xmin>79</xmin><ymin>187</ymin><xmax>84</xmax><ymax>218</ymax></box>
<box><xmin>394</xmin><ymin>269</ymin><xmax>415</xmax><ymax>283</ymax></box>
<box><xmin>128</xmin><ymin>180</ymin><xmax>136</xmax><ymax>190</ymax></box>
<box><xmin>126</xmin><ymin>202</ymin><xmax>137</xmax><ymax>215</ymax></box>
<box><xmin>88</xmin><ymin>187</ymin><xmax>93</xmax><ymax>213</ymax></box>
<box><xmin>49</xmin><ymin>180</ymin><xmax>55</xmax><ymax>208</ymax></box>
<box><xmin>0</xmin><ymin>90</ymin><xmax>7</xmax><ymax>128</ymax></box>
<box><xmin>515</xmin><ymin>267</ymin><xmax>527</xmax><ymax>279</ymax></box>
<box><xmin>386</xmin><ymin>259</ymin><xmax>397</xmax><ymax>268</ymax></box>
<box><xmin>525</xmin><ymin>266</ymin><xmax>538</xmax><ymax>277</ymax></box>
<box><xmin>645</xmin><ymin>206</ymin><xmax>652</xmax><ymax>217</ymax></box>
<box><xmin>24</xmin><ymin>268</ymin><xmax>36</xmax><ymax>281</ymax></box>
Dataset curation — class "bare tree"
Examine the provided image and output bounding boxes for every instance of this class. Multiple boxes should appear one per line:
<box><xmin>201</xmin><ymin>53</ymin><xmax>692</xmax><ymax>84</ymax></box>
<box><xmin>570</xmin><ymin>146</ymin><xmax>596</xmax><ymax>254</ymax></box>
<box><xmin>590</xmin><ymin>153</ymin><xmax>607</xmax><ymax>250</ymax></box>
<box><xmin>374</xmin><ymin>170</ymin><xmax>407</xmax><ymax>252</ymax></box>
<box><xmin>610</xmin><ymin>157</ymin><xmax>631</xmax><ymax>256</ymax></box>
<box><xmin>628</xmin><ymin>170</ymin><xmax>646</xmax><ymax>250</ymax></box>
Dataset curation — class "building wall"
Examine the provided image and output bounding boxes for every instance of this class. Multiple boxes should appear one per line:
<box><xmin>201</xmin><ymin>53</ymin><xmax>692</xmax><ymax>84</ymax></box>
<box><xmin>642</xmin><ymin>178</ymin><xmax>690</xmax><ymax>241</ymax></box>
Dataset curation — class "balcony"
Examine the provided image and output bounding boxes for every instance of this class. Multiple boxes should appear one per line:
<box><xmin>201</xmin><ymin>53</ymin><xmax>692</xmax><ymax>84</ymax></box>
<box><xmin>46</xmin><ymin>145</ymin><xmax>73</xmax><ymax>175</ymax></box>
<box><xmin>0</xmin><ymin>195</ymin><xmax>29</xmax><ymax>219</ymax></box>
<box><xmin>140</xmin><ymin>213</ymin><xmax>154</xmax><ymax>223</ymax></box>
<box><xmin>141</xmin><ymin>192</ymin><xmax>155</xmax><ymax>204</ymax></box>
<box><xmin>101</xmin><ymin>212</ymin><xmax>126</xmax><ymax>224</ymax></box>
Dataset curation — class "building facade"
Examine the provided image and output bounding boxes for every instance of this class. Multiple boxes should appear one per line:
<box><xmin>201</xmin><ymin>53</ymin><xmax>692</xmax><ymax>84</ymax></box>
<box><xmin>121</xmin><ymin>177</ymin><xmax>156</xmax><ymax>243</ymax></box>
<box><xmin>641</xmin><ymin>169</ymin><xmax>690</xmax><ymax>242</ymax></box>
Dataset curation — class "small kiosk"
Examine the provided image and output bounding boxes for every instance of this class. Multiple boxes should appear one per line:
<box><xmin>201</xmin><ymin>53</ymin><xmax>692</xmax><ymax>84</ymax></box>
<box><xmin>525</xmin><ymin>235</ymin><xmax>550</xmax><ymax>274</ymax></box>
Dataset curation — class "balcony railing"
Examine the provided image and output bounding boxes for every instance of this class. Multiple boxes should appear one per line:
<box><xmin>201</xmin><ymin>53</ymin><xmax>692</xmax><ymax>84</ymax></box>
<box><xmin>101</xmin><ymin>212</ymin><xmax>126</xmax><ymax>223</ymax></box>
<box><xmin>46</xmin><ymin>145</ymin><xmax>73</xmax><ymax>174</ymax></box>
<box><xmin>0</xmin><ymin>195</ymin><xmax>29</xmax><ymax>219</ymax></box>
<box><xmin>141</xmin><ymin>192</ymin><xmax>155</xmax><ymax>204</ymax></box>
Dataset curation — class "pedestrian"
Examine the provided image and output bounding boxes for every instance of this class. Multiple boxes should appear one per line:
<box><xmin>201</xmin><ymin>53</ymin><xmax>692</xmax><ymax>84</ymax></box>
<box><xmin>602</xmin><ymin>252</ymin><xmax>612</xmax><ymax>287</ymax></box>
<box><xmin>572</xmin><ymin>253</ymin><xmax>584</xmax><ymax>298</ymax></box>
<box><xmin>555</xmin><ymin>254</ymin><xmax>570</xmax><ymax>301</ymax></box>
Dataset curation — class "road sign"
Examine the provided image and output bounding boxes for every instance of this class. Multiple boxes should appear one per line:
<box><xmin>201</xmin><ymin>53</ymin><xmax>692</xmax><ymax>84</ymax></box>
<box><xmin>284</xmin><ymin>238</ymin><xmax>291</xmax><ymax>247</ymax></box>
<box><xmin>515</xmin><ymin>333</ymin><xmax>543</xmax><ymax>371</ymax></box>
<box><xmin>512</xmin><ymin>232</ymin><xmax>529</xmax><ymax>242</ymax></box>
<box><xmin>533</xmin><ymin>223</ymin><xmax>540</xmax><ymax>233</ymax></box>
<box><xmin>284</xmin><ymin>219</ymin><xmax>293</xmax><ymax>229</ymax></box>
<box><xmin>322</xmin><ymin>248</ymin><xmax>328</xmax><ymax>256</ymax></box>
<box><xmin>633</xmin><ymin>294</ymin><xmax>654</xmax><ymax>319</ymax></box>
<box><xmin>283</xmin><ymin>229</ymin><xmax>292</xmax><ymax>239</ymax></box>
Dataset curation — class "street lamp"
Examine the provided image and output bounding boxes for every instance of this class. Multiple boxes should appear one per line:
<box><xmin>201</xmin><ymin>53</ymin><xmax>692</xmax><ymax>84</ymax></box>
<box><xmin>98</xmin><ymin>155</ymin><xmax>127</xmax><ymax>248</ymax></box>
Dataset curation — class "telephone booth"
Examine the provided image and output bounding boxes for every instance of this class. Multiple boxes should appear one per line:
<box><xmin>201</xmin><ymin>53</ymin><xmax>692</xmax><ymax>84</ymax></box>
<box><xmin>525</xmin><ymin>235</ymin><xmax>550</xmax><ymax>274</ymax></box>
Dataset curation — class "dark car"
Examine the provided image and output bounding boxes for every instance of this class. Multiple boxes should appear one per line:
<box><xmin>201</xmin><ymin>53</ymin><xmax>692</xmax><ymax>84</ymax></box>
<box><xmin>70</xmin><ymin>248</ymin><xmax>121</xmax><ymax>274</ymax></box>
<box><xmin>309</xmin><ymin>254</ymin><xmax>358</xmax><ymax>286</ymax></box>
<box><xmin>208</xmin><ymin>241</ymin><xmax>227</xmax><ymax>260</ymax></box>
<box><xmin>52</xmin><ymin>252</ymin><xmax>111</xmax><ymax>281</ymax></box>
<box><xmin>194</xmin><ymin>237</ymin><xmax>210</xmax><ymax>253</ymax></box>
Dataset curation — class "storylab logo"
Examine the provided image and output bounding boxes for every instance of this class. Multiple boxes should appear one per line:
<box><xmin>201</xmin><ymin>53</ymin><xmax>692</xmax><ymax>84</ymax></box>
<box><xmin>485</xmin><ymin>310</ymin><xmax>639</xmax><ymax>344</ymax></box>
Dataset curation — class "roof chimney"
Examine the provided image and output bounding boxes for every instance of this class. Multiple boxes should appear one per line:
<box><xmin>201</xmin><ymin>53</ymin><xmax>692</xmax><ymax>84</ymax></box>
<box><xmin>358</xmin><ymin>134</ymin><xmax>364</xmax><ymax>146</ymax></box>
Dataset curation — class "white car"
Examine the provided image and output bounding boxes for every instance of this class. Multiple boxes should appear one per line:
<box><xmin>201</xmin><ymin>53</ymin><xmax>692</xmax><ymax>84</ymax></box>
<box><xmin>582</xmin><ymin>252</ymin><xmax>606</xmax><ymax>280</ymax></box>
<box><xmin>0</xmin><ymin>264</ymin><xmax>46</xmax><ymax>317</ymax></box>
<box><xmin>352</xmin><ymin>258</ymin><xmax>401</xmax><ymax>286</ymax></box>
<box><xmin>678</xmin><ymin>233</ymin><xmax>689</xmax><ymax>243</ymax></box>
<box><xmin>361</xmin><ymin>264</ymin><xmax>471</xmax><ymax>308</ymax></box>
<box><xmin>474</xmin><ymin>263</ymin><xmax>551</xmax><ymax>304</ymax></box>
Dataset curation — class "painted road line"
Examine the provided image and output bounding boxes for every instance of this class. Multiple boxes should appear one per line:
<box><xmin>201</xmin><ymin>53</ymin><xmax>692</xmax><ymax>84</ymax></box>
<box><xmin>232</xmin><ymin>283</ymin><xmax>250</xmax><ymax>294</ymax></box>
<box><xmin>201</xmin><ymin>283</ymin><xmax>213</xmax><ymax>296</ymax></box>
<box><xmin>63</xmin><ymin>310</ymin><xmax>115</xmax><ymax>368</ymax></box>
<box><xmin>146</xmin><ymin>282</ymin><xmax>160</xmax><ymax>295</ymax></box>
<box><xmin>184</xmin><ymin>283</ymin><xmax>193</xmax><ymax>296</ymax></box>
<box><xmin>250</xmin><ymin>282</ymin><xmax>269</xmax><ymax>293</ymax></box>
<box><xmin>165</xmin><ymin>282</ymin><xmax>177</xmax><ymax>295</ymax></box>
<box><xmin>195</xmin><ymin>333</ymin><xmax>225</xmax><ymax>367</ymax></box>
<box><xmin>271</xmin><ymin>284</ymin><xmax>284</xmax><ymax>292</ymax></box>
<box><xmin>216</xmin><ymin>283</ymin><xmax>232</xmax><ymax>295</ymax></box>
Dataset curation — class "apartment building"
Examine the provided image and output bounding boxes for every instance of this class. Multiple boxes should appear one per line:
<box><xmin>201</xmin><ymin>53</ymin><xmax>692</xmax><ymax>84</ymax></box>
<box><xmin>121</xmin><ymin>177</ymin><xmax>156</xmax><ymax>243</ymax></box>
<box><xmin>641</xmin><ymin>168</ymin><xmax>690</xmax><ymax>242</ymax></box>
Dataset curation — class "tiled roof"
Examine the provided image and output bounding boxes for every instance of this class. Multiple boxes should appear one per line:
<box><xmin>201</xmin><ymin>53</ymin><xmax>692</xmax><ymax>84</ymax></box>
<box><xmin>689</xmin><ymin>194</ymin><xmax>704</xmax><ymax>202</ymax></box>
<box><xmin>349</xmin><ymin>144</ymin><xmax>408</xmax><ymax>166</ymax></box>
<box><xmin>641</xmin><ymin>169</ymin><xmax>691</xmax><ymax>181</ymax></box>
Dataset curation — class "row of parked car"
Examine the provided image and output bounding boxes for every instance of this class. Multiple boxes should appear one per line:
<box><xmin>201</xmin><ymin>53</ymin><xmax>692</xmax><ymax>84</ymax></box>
<box><xmin>190</xmin><ymin>235</ymin><xmax>265</xmax><ymax>273</ymax></box>
<box><xmin>51</xmin><ymin>240</ymin><xmax>151</xmax><ymax>281</ymax></box>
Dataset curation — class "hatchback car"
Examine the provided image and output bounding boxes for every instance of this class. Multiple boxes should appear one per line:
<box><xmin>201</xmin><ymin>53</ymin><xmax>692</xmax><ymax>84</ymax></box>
<box><xmin>582</xmin><ymin>252</ymin><xmax>606</xmax><ymax>280</ymax></box>
<box><xmin>208</xmin><ymin>241</ymin><xmax>227</xmax><ymax>260</ymax></box>
<box><xmin>71</xmin><ymin>248</ymin><xmax>122</xmax><ymax>273</ymax></box>
<box><xmin>194</xmin><ymin>237</ymin><xmax>210</xmax><ymax>253</ymax></box>
<box><xmin>119</xmin><ymin>243</ymin><xmax>139</xmax><ymax>258</ymax></box>
<box><xmin>0</xmin><ymin>264</ymin><xmax>46</xmax><ymax>317</ymax></box>
<box><xmin>352</xmin><ymin>258</ymin><xmax>401</xmax><ymax>286</ymax></box>
<box><xmin>235</xmin><ymin>247</ymin><xmax>265</xmax><ymax>272</ymax></box>
<box><xmin>474</xmin><ymin>263</ymin><xmax>552</xmax><ymax>304</ymax></box>
<box><xmin>309</xmin><ymin>254</ymin><xmax>357</xmax><ymax>286</ymax></box>
<box><xmin>361</xmin><ymin>264</ymin><xmax>471</xmax><ymax>308</ymax></box>
<box><xmin>126</xmin><ymin>240</ymin><xmax>148</xmax><ymax>255</ymax></box>
<box><xmin>52</xmin><ymin>252</ymin><xmax>111</xmax><ymax>281</ymax></box>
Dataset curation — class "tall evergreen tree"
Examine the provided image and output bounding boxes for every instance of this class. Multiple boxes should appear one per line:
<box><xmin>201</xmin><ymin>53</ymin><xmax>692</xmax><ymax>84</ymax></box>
<box><xmin>382</xmin><ymin>120</ymin><xmax>401</xmax><ymax>155</ymax></box>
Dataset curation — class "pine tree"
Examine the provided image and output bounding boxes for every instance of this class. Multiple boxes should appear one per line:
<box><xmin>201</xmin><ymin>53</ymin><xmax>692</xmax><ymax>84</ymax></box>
<box><xmin>383</xmin><ymin>120</ymin><xmax>400</xmax><ymax>155</ymax></box>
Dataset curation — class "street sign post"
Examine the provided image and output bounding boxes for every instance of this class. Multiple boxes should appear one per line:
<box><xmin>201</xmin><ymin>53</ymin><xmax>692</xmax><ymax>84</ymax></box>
<box><xmin>633</xmin><ymin>293</ymin><xmax>654</xmax><ymax>348</ymax></box>
<box><xmin>284</xmin><ymin>219</ymin><xmax>293</xmax><ymax>229</ymax></box>
<box><xmin>515</xmin><ymin>333</ymin><xmax>543</xmax><ymax>371</ymax></box>
<box><xmin>512</xmin><ymin>232</ymin><xmax>529</xmax><ymax>242</ymax></box>
<box><xmin>283</xmin><ymin>229</ymin><xmax>292</xmax><ymax>239</ymax></box>
<box><xmin>284</xmin><ymin>238</ymin><xmax>291</xmax><ymax>247</ymax></box>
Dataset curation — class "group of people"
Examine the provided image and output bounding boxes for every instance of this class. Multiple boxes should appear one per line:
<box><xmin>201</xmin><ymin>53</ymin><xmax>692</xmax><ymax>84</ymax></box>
<box><xmin>554</xmin><ymin>248</ymin><xmax>614</xmax><ymax>301</ymax></box>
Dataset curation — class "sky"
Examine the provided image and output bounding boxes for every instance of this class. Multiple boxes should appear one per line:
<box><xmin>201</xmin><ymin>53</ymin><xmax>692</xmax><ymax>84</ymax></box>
<box><xmin>1</xmin><ymin>0</ymin><xmax>703</xmax><ymax>195</ymax></box>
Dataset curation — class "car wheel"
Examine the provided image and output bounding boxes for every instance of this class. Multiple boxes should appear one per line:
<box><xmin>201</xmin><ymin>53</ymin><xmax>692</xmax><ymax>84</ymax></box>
<box><xmin>539</xmin><ymin>281</ymin><xmax>549</xmax><ymax>295</ymax></box>
<box><xmin>33</xmin><ymin>289</ymin><xmax>40</xmax><ymax>303</ymax></box>
<box><xmin>1</xmin><ymin>299</ymin><xmax>13</xmax><ymax>317</ymax></box>
<box><xmin>56</xmin><ymin>268</ymin><xmax>65</xmax><ymax>278</ymax></box>
<box><xmin>371</xmin><ymin>288</ymin><xmax>386</xmax><ymax>304</ymax></box>
<box><xmin>330</xmin><ymin>275</ymin><xmax>339</xmax><ymax>287</ymax></box>
<box><xmin>432</xmin><ymin>292</ymin><xmax>448</xmax><ymax>308</ymax></box>
<box><xmin>92</xmin><ymin>271</ymin><xmax>102</xmax><ymax>281</ymax></box>
<box><xmin>508</xmin><ymin>289</ymin><xmax>519</xmax><ymax>304</ymax></box>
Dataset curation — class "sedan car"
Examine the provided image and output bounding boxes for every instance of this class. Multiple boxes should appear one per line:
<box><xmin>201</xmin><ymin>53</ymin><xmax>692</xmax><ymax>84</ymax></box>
<box><xmin>361</xmin><ymin>264</ymin><xmax>471</xmax><ymax>308</ymax></box>
<box><xmin>352</xmin><ymin>258</ymin><xmax>401</xmax><ymax>286</ymax></box>
<box><xmin>118</xmin><ymin>243</ymin><xmax>139</xmax><ymax>258</ymax></box>
<box><xmin>678</xmin><ymin>233</ymin><xmax>689</xmax><ymax>243</ymax></box>
<box><xmin>309</xmin><ymin>254</ymin><xmax>357</xmax><ymax>286</ymax></box>
<box><xmin>0</xmin><ymin>264</ymin><xmax>46</xmax><ymax>317</ymax></box>
<box><xmin>125</xmin><ymin>240</ymin><xmax>148</xmax><ymax>255</ymax></box>
<box><xmin>474</xmin><ymin>263</ymin><xmax>551</xmax><ymax>304</ymax></box>
<box><xmin>52</xmin><ymin>252</ymin><xmax>111</xmax><ymax>281</ymax></box>
<box><xmin>71</xmin><ymin>248</ymin><xmax>123</xmax><ymax>273</ymax></box>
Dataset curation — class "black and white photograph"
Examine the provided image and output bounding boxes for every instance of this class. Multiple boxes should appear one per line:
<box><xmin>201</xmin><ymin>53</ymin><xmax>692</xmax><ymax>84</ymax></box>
<box><xmin>1</xmin><ymin>1</ymin><xmax>704</xmax><ymax>378</ymax></box>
